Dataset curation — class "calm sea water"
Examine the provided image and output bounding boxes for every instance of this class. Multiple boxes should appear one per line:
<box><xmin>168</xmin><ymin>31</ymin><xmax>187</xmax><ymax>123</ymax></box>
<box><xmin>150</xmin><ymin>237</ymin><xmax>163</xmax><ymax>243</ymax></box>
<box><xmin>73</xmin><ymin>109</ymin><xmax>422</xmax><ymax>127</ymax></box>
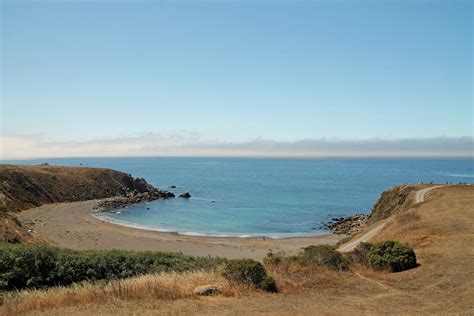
<box><xmin>2</xmin><ymin>157</ymin><xmax>473</xmax><ymax>237</ymax></box>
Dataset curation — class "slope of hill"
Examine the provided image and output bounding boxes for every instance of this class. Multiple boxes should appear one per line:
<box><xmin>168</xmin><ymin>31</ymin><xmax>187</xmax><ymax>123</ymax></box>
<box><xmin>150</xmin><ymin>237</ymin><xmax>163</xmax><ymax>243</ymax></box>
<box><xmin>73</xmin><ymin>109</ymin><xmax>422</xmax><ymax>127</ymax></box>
<box><xmin>367</xmin><ymin>184</ymin><xmax>417</xmax><ymax>223</ymax></box>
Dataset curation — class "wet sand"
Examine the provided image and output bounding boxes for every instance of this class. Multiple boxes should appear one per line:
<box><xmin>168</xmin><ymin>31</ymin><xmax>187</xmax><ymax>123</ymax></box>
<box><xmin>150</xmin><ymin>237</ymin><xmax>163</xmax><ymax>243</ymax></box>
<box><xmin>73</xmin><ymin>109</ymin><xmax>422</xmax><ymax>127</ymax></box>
<box><xmin>15</xmin><ymin>200</ymin><xmax>344</xmax><ymax>260</ymax></box>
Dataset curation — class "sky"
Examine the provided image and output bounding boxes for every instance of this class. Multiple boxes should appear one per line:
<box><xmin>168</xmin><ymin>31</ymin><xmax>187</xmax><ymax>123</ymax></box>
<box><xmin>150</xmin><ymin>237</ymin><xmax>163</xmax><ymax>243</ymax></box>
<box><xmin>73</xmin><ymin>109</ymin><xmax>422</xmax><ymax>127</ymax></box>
<box><xmin>0</xmin><ymin>0</ymin><xmax>473</xmax><ymax>158</ymax></box>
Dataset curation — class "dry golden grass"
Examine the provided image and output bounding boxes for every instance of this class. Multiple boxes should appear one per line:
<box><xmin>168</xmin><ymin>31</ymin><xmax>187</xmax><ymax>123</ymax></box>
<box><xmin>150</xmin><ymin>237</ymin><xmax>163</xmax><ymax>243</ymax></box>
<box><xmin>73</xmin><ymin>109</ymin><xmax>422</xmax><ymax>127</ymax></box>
<box><xmin>2</xmin><ymin>265</ymin><xmax>367</xmax><ymax>316</ymax></box>
<box><xmin>266</xmin><ymin>262</ymin><xmax>355</xmax><ymax>294</ymax></box>
<box><xmin>0</xmin><ymin>270</ymin><xmax>253</xmax><ymax>316</ymax></box>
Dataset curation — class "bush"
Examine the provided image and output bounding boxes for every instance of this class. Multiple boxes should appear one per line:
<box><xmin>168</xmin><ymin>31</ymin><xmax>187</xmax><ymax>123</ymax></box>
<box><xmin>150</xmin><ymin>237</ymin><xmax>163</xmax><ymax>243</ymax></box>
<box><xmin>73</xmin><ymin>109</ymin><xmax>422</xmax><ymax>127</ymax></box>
<box><xmin>368</xmin><ymin>241</ymin><xmax>417</xmax><ymax>272</ymax></box>
<box><xmin>0</xmin><ymin>243</ymin><xmax>226</xmax><ymax>291</ymax></box>
<box><xmin>263</xmin><ymin>251</ymin><xmax>283</xmax><ymax>266</ymax></box>
<box><xmin>259</xmin><ymin>275</ymin><xmax>278</xmax><ymax>292</ymax></box>
<box><xmin>222</xmin><ymin>259</ymin><xmax>278</xmax><ymax>292</ymax></box>
<box><xmin>350</xmin><ymin>242</ymin><xmax>372</xmax><ymax>266</ymax></box>
<box><xmin>301</xmin><ymin>245</ymin><xmax>350</xmax><ymax>270</ymax></box>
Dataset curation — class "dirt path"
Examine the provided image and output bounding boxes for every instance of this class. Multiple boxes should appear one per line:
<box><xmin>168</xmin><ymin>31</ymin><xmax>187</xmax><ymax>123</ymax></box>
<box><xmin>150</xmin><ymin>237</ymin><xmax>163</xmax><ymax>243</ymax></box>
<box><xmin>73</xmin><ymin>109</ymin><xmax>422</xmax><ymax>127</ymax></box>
<box><xmin>415</xmin><ymin>185</ymin><xmax>444</xmax><ymax>203</ymax></box>
<box><xmin>338</xmin><ymin>220</ymin><xmax>387</xmax><ymax>252</ymax></box>
<box><xmin>338</xmin><ymin>185</ymin><xmax>444</xmax><ymax>252</ymax></box>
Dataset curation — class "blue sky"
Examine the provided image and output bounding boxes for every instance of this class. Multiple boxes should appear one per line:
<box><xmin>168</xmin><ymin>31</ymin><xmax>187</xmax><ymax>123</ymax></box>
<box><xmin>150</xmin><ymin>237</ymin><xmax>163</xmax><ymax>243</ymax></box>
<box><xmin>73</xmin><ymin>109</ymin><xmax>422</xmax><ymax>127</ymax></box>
<box><xmin>1</xmin><ymin>0</ymin><xmax>472</xmax><ymax>158</ymax></box>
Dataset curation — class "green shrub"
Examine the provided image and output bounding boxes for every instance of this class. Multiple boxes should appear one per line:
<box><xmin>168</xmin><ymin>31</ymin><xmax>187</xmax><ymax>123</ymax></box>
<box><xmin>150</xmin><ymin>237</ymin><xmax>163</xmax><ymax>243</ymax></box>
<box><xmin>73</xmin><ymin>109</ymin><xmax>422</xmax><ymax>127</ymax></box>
<box><xmin>350</xmin><ymin>242</ymin><xmax>372</xmax><ymax>266</ymax></box>
<box><xmin>263</xmin><ymin>251</ymin><xmax>283</xmax><ymax>266</ymax></box>
<box><xmin>301</xmin><ymin>245</ymin><xmax>350</xmax><ymax>270</ymax></box>
<box><xmin>0</xmin><ymin>243</ymin><xmax>226</xmax><ymax>291</ymax></box>
<box><xmin>222</xmin><ymin>259</ymin><xmax>278</xmax><ymax>292</ymax></box>
<box><xmin>259</xmin><ymin>275</ymin><xmax>278</xmax><ymax>293</ymax></box>
<box><xmin>368</xmin><ymin>241</ymin><xmax>417</xmax><ymax>272</ymax></box>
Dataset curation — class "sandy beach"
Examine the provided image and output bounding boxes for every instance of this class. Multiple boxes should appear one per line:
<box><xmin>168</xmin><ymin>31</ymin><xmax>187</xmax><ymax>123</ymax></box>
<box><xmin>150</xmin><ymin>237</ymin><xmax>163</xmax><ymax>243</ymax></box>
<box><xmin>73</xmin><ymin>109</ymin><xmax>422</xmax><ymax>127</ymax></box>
<box><xmin>15</xmin><ymin>200</ymin><xmax>344</xmax><ymax>260</ymax></box>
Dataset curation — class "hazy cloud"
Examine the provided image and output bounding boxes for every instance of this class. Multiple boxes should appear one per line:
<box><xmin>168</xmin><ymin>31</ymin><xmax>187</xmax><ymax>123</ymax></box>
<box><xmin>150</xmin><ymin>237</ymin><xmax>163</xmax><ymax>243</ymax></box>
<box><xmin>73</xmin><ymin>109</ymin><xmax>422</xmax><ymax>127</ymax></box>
<box><xmin>0</xmin><ymin>134</ymin><xmax>472</xmax><ymax>159</ymax></box>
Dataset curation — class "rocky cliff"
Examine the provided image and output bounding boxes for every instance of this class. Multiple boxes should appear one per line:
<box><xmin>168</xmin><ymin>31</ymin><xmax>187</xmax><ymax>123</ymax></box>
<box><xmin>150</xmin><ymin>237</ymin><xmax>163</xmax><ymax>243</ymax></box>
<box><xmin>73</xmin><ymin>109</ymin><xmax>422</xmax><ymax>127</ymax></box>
<box><xmin>367</xmin><ymin>184</ymin><xmax>416</xmax><ymax>224</ymax></box>
<box><xmin>328</xmin><ymin>185</ymin><xmax>417</xmax><ymax>235</ymax></box>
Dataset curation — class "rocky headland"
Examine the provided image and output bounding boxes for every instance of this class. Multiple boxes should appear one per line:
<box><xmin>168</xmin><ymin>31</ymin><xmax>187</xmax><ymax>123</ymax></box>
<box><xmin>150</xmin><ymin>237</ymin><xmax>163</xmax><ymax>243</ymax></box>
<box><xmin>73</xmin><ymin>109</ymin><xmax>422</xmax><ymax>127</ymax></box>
<box><xmin>0</xmin><ymin>164</ymin><xmax>176</xmax><ymax>242</ymax></box>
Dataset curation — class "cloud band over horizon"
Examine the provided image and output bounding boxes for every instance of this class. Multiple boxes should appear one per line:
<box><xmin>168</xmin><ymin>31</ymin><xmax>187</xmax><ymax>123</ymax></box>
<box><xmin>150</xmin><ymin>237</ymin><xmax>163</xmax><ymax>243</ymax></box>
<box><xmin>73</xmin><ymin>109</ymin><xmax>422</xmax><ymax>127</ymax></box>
<box><xmin>0</xmin><ymin>134</ymin><xmax>472</xmax><ymax>160</ymax></box>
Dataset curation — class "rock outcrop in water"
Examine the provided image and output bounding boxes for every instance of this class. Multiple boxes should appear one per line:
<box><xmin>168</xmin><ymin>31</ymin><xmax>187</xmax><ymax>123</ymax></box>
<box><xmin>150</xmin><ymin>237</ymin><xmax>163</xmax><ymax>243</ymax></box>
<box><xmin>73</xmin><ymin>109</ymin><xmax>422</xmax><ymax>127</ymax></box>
<box><xmin>95</xmin><ymin>189</ymin><xmax>175</xmax><ymax>211</ymax></box>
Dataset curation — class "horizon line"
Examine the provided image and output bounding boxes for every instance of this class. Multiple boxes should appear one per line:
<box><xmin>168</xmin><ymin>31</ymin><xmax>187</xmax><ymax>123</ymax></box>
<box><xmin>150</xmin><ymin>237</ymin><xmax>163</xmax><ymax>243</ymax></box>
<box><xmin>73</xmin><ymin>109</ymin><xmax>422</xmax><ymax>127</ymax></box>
<box><xmin>1</xmin><ymin>154</ymin><xmax>473</xmax><ymax>161</ymax></box>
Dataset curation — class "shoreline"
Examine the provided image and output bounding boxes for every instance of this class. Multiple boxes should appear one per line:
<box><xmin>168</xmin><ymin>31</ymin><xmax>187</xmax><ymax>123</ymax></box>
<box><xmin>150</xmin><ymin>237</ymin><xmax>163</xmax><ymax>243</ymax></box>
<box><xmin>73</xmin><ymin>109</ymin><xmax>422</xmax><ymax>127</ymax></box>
<box><xmin>15</xmin><ymin>200</ymin><xmax>344</xmax><ymax>260</ymax></box>
<box><xmin>92</xmin><ymin>210</ymin><xmax>332</xmax><ymax>239</ymax></box>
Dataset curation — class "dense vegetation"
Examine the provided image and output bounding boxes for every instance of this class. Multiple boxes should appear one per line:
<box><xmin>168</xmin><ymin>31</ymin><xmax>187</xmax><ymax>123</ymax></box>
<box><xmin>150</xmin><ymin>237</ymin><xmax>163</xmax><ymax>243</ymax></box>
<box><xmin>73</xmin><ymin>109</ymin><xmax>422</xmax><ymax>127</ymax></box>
<box><xmin>367</xmin><ymin>241</ymin><xmax>417</xmax><ymax>272</ymax></box>
<box><xmin>0</xmin><ymin>243</ymin><xmax>226</xmax><ymax>291</ymax></box>
<box><xmin>350</xmin><ymin>242</ymin><xmax>372</xmax><ymax>266</ymax></box>
<box><xmin>264</xmin><ymin>245</ymin><xmax>350</xmax><ymax>271</ymax></box>
<box><xmin>350</xmin><ymin>241</ymin><xmax>417</xmax><ymax>272</ymax></box>
<box><xmin>264</xmin><ymin>241</ymin><xmax>416</xmax><ymax>273</ymax></box>
<box><xmin>301</xmin><ymin>245</ymin><xmax>350</xmax><ymax>270</ymax></box>
<box><xmin>222</xmin><ymin>259</ymin><xmax>278</xmax><ymax>292</ymax></box>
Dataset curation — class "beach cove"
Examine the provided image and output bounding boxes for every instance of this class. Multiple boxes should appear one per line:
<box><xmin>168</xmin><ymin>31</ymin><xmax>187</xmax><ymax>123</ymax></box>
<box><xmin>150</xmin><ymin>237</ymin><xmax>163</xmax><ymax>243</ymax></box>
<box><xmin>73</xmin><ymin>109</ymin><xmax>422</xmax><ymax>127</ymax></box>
<box><xmin>16</xmin><ymin>200</ymin><xmax>344</xmax><ymax>260</ymax></box>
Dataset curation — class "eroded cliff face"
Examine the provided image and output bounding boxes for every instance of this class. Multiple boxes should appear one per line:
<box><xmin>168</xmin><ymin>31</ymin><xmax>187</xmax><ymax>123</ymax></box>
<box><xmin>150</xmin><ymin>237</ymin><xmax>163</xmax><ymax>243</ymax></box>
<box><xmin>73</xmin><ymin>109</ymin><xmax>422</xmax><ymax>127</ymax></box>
<box><xmin>367</xmin><ymin>185</ymin><xmax>416</xmax><ymax>224</ymax></box>
<box><xmin>328</xmin><ymin>185</ymin><xmax>418</xmax><ymax>235</ymax></box>
<box><xmin>0</xmin><ymin>165</ymin><xmax>165</xmax><ymax>242</ymax></box>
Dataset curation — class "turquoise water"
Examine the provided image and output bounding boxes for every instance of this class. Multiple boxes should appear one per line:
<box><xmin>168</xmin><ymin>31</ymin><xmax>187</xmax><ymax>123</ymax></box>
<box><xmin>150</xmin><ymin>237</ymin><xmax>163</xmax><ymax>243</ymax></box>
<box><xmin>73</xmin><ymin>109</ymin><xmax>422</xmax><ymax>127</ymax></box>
<box><xmin>3</xmin><ymin>157</ymin><xmax>473</xmax><ymax>237</ymax></box>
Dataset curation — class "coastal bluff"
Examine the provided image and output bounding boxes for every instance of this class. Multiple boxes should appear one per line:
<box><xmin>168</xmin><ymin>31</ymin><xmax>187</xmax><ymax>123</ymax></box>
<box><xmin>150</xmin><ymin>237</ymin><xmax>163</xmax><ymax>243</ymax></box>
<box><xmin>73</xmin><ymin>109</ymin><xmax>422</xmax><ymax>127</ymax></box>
<box><xmin>327</xmin><ymin>184</ymin><xmax>416</xmax><ymax>235</ymax></box>
<box><xmin>0</xmin><ymin>164</ymin><xmax>170</xmax><ymax>242</ymax></box>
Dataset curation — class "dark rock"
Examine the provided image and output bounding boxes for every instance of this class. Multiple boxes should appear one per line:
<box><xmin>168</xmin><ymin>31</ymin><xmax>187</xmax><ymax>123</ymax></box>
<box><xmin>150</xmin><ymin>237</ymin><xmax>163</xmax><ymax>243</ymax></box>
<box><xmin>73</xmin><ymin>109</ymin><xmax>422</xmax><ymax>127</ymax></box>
<box><xmin>179</xmin><ymin>192</ymin><xmax>191</xmax><ymax>198</ymax></box>
<box><xmin>326</xmin><ymin>214</ymin><xmax>367</xmax><ymax>235</ymax></box>
<box><xmin>170</xmin><ymin>185</ymin><xmax>177</xmax><ymax>189</ymax></box>
<box><xmin>131</xmin><ymin>177</ymin><xmax>155</xmax><ymax>193</ymax></box>
<box><xmin>94</xmin><ymin>188</ymin><xmax>176</xmax><ymax>211</ymax></box>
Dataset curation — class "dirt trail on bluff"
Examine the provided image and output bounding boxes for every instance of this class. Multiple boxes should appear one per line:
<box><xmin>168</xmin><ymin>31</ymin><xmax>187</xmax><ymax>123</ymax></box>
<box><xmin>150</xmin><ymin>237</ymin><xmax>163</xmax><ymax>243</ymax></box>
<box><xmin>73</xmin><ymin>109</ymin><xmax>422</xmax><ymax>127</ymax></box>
<box><xmin>339</xmin><ymin>185</ymin><xmax>444</xmax><ymax>252</ymax></box>
<box><xmin>415</xmin><ymin>185</ymin><xmax>444</xmax><ymax>203</ymax></box>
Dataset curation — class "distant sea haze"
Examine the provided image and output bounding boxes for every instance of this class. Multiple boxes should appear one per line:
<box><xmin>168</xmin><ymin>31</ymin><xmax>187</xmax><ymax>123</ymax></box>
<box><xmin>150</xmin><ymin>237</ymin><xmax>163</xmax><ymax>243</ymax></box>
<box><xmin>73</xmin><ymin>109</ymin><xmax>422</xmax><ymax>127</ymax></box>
<box><xmin>3</xmin><ymin>157</ymin><xmax>473</xmax><ymax>237</ymax></box>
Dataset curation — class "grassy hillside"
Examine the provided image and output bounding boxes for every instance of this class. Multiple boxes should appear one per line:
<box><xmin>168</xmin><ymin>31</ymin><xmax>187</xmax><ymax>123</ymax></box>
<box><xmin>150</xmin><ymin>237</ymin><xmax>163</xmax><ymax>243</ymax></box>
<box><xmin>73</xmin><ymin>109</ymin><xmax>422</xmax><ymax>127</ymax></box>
<box><xmin>0</xmin><ymin>164</ymin><xmax>160</xmax><ymax>243</ymax></box>
<box><xmin>0</xmin><ymin>164</ymin><xmax>159</xmax><ymax>212</ymax></box>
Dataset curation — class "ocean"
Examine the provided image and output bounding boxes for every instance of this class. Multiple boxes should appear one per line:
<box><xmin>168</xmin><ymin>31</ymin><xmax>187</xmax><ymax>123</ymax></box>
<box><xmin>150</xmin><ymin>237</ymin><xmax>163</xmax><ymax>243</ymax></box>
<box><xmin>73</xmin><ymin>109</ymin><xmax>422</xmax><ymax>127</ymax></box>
<box><xmin>3</xmin><ymin>157</ymin><xmax>473</xmax><ymax>237</ymax></box>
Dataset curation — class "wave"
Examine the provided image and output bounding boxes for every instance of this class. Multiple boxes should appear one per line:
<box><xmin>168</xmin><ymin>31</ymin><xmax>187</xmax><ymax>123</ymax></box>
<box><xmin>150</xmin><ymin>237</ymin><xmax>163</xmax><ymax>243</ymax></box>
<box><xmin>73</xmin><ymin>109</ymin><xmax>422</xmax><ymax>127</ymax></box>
<box><xmin>188</xmin><ymin>197</ymin><xmax>217</xmax><ymax>202</ymax></box>
<box><xmin>439</xmin><ymin>172</ymin><xmax>474</xmax><ymax>178</ymax></box>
